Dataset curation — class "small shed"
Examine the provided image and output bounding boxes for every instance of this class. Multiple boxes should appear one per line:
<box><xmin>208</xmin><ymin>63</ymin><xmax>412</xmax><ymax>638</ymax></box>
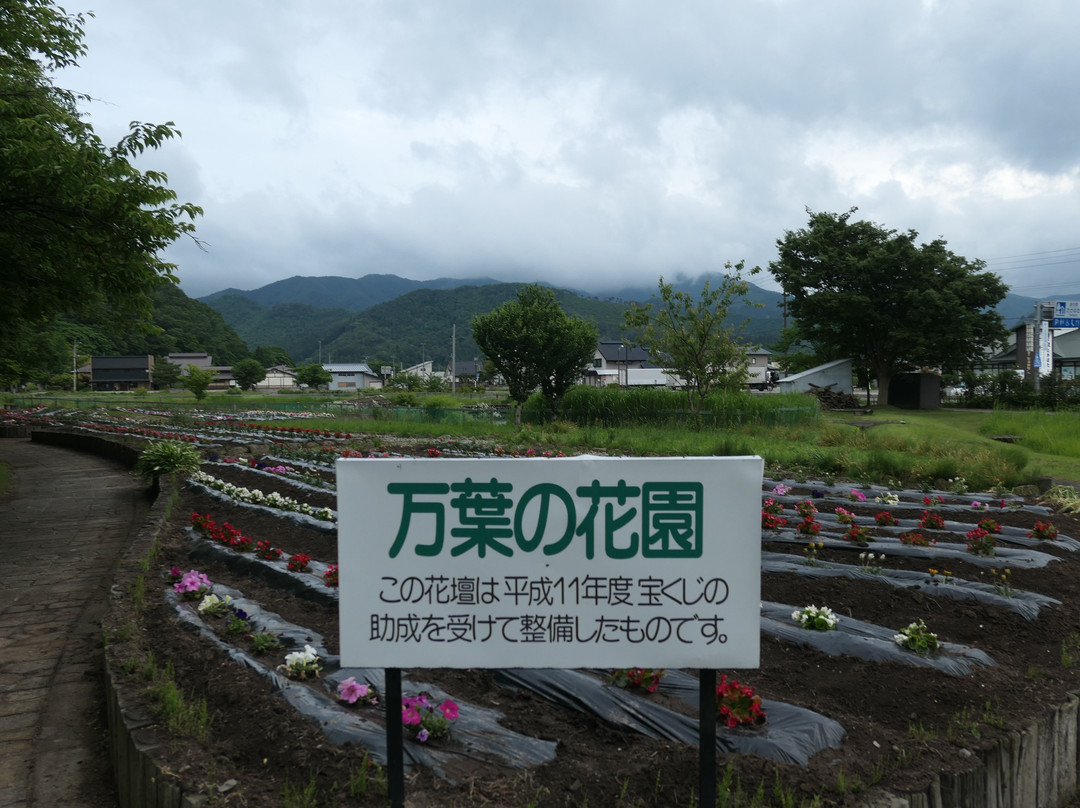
<box><xmin>888</xmin><ymin>373</ymin><xmax>941</xmax><ymax>410</ymax></box>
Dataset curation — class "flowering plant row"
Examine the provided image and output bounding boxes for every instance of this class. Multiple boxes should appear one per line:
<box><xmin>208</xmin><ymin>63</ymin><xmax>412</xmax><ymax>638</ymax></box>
<box><xmin>792</xmin><ymin>604</ymin><xmax>838</xmax><ymax>631</ymax></box>
<box><xmin>610</xmin><ymin>668</ymin><xmax>664</xmax><ymax>693</ymax></box>
<box><xmin>191</xmin><ymin>470</ymin><xmax>336</xmax><ymax>522</ymax></box>
<box><xmin>195</xmin><ymin>420</ymin><xmax>350</xmax><ymax>439</ymax></box>
<box><xmin>1028</xmin><ymin>521</ymin><xmax>1059</xmax><ymax>540</ymax></box>
<box><xmin>337</xmin><ymin>677</ymin><xmax>379</xmax><ymax>706</ymax></box>
<box><xmin>402</xmin><ymin>694</ymin><xmax>459</xmax><ymax>742</ymax></box>
<box><xmin>894</xmin><ymin>619</ymin><xmax>939</xmax><ymax>654</ymax></box>
<box><xmin>715</xmin><ymin>675</ymin><xmax>766</xmax><ymax>728</ymax></box>
<box><xmin>190</xmin><ymin>512</ymin><xmax>339</xmax><ymax>586</ymax></box>
<box><xmin>965</xmin><ymin>527</ymin><xmax>997</xmax><ymax>556</ymax></box>
<box><xmin>918</xmin><ymin>510</ymin><xmax>946</xmax><ymax>530</ymax></box>
<box><xmin>278</xmin><ymin>644</ymin><xmax>322</xmax><ymax>679</ymax></box>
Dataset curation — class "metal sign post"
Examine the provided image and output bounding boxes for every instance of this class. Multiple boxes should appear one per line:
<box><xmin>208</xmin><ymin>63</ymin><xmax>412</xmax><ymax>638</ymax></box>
<box><xmin>385</xmin><ymin>668</ymin><xmax>404</xmax><ymax>808</ymax></box>
<box><xmin>699</xmin><ymin>668</ymin><xmax>717</xmax><ymax>807</ymax></box>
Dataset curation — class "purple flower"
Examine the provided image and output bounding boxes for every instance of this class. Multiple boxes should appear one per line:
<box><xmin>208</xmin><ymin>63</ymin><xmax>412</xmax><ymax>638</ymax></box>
<box><xmin>416</xmin><ymin>728</ymin><xmax>429</xmax><ymax>743</ymax></box>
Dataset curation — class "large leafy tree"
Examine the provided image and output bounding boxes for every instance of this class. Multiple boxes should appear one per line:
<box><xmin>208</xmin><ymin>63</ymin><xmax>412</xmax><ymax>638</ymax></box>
<box><xmin>624</xmin><ymin>262</ymin><xmax>758</xmax><ymax>421</ymax></box>
<box><xmin>295</xmin><ymin>363</ymin><xmax>332</xmax><ymax>390</ymax></box>
<box><xmin>472</xmin><ymin>284</ymin><xmax>599</xmax><ymax>423</ymax></box>
<box><xmin>768</xmin><ymin>209</ymin><xmax>1008</xmax><ymax>404</ymax></box>
<box><xmin>1</xmin><ymin>0</ymin><xmax>201</xmax><ymax>360</ymax></box>
<box><xmin>231</xmin><ymin>358</ymin><xmax>266</xmax><ymax>390</ymax></box>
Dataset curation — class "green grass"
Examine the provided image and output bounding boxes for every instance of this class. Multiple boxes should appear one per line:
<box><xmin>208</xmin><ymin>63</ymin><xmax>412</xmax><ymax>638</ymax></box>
<box><xmin>142</xmin><ymin>660</ymin><xmax>213</xmax><ymax>744</ymax></box>
<box><xmin>19</xmin><ymin>396</ymin><xmax>1080</xmax><ymax>488</ymax></box>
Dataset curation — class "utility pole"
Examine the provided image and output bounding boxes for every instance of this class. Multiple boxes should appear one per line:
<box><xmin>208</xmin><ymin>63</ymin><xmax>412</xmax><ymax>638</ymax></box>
<box><xmin>451</xmin><ymin>325</ymin><xmax>456</xmax><ymax>394</ymax></box>
<box><xmin>72</xmin><ymin>340</ymin><xmax>78</xmax><ymax>392</ymax></box>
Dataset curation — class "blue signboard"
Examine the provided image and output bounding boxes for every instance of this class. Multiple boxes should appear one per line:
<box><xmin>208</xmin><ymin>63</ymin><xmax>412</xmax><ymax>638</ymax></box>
<box><xmin>1053</xmin><ymin>301</ymin><xmax>1080</xmax><ymax>329</ymax></box>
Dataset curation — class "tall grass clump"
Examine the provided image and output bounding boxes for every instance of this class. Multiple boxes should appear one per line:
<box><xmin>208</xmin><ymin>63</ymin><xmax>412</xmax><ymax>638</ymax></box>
<box><xmin>979</xmin><ymin>410</ymin><xmax>1080</xmax><ymax>458</ymax></box>
<box><xmin>525</xmin><ymin>386</ymin><xmax>819</xmax><ymax>429</ymax></box>
<box><xmin>700</xmin><ymin>390</ymin><xmax>819</xmax><ymax>428</ymax></box>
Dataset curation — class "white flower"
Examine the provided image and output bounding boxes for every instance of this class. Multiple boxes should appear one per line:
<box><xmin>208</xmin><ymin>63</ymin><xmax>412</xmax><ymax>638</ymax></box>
<box><xmin>284</xmin><ymin>644</ymin><xmax>319</xmax><ymax>668</ymax></box>
<box><xmin>198</xmin><ymin>594</ymin><xmax>221</xmax><ymax>613</ymax></box>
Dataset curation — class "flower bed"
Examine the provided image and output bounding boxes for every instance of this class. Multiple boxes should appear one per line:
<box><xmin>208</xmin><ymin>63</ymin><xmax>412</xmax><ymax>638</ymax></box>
<box><xmin>99</xmin><ymin>436</ymin><xmax>1080</xmax><ymax>807</ymax></box>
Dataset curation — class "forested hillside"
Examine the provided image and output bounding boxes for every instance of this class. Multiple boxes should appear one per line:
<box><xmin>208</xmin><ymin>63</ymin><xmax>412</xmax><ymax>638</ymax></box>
<box><xmin>2</xmin><ymin>284</ymin><xmax>252</xmax><ymax>388</ymax></box>
<box><xmin>200</xmin><ymin>273</ymin><xmax>501</xmax><ymax>311</ymax></box>
<box><xmin>203</xmin><ymin>279</ymin><xmax>785</xmax><ymax>366</ymax></box>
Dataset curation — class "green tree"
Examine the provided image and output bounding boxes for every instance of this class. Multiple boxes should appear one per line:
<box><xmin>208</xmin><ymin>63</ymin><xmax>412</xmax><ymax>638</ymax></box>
<box><xmin>253</xmin><ymin>345</ymin><xmax>293</xmax><ymax>368</ymax></box>
<box><xmin>231</xmin><ymin>358</ymin><xmax>266</xmax><ymax>391</ymax></box>
<box><xmin>152</xmin><ymin>357</ymin><xmax>183</xmax><ymax>390</ymax></box>
<box><xmin>0</xmin><ymin>0</ymin><xmax>201</xmax><ymax>361</ymax></box>
<box><xmin>295</xmin><ymin>363</ymin><xmax>332</xmax><ymax>390</ymax></box>
<box><xmin>181</xmin><ymin>364</ymin><xmax>214</xmax><ymax>401</ymax></box>
<box><xmin>624</xmin><ymin>263</ymin><xmax>758</xmax><ymax>421</ymax></box>
<box><xmin>768</xmin><ymin>209</ymin><xmax>1008</xmax><ymax>404</ymax></box>
<box><xmin>472</xmin><ymin>284</ymin><xmax>598</xmax><ymax>423</ymax></box>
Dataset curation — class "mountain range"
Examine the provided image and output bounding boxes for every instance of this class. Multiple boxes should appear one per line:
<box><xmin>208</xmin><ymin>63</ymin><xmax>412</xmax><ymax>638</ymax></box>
<box><xmin>197</xmin><ymin>273</ymin><xmax>1080</xmax><ymax>369</ymax></box>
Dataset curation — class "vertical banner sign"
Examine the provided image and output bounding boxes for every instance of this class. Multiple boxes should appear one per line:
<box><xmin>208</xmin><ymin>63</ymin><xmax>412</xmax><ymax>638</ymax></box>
<box><xmin>1040</xmin><ymin>320</ymin><xmax>1053</xmax><ymax>376</ymax></box>
<box><xmin>337</xmin><ymin>456</ymin><xmax>763</xmax><ymax>669</ymax></box>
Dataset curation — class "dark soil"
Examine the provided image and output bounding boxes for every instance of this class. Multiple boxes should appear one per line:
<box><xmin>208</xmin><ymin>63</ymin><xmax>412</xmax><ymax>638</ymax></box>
<box><xmin>104</xmin><ymin>448</ymin><xmax>1080</xmax><ymax>807</ymax></box>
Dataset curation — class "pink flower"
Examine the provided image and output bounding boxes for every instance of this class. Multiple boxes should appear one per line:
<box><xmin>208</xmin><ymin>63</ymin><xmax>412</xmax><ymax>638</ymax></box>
<box><xmin>337</xmin><ymin>677</ymin><xmax>362</xmax><ymax>704</ymax></box>
<box><xmin>402</xmin><ymin>706</ymin><xmax>421</xmax><ymax>725</ymax></box>
<box><xmin>174</xmin><ymin>570</ymin><xmax>210</xmax><ymax>593</ymax></box>
<box><xmin>439</xmin><ymin>700</ymin><xmax>459</xmax><ymax>720</ymax></box>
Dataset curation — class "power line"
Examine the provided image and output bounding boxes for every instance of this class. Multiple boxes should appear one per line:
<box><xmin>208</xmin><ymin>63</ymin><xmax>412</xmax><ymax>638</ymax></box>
<box><xmin>986</xmin><ymin>246</ymin><xmax>1080</xmax><ymax>261</ymax></box>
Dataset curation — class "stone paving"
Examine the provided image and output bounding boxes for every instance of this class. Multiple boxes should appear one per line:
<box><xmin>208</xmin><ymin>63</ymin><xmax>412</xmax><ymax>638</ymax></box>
<box><xmin>0</xmin><ymin>437</ymin><xmax>149</xmax><ymax>808</ymax></box>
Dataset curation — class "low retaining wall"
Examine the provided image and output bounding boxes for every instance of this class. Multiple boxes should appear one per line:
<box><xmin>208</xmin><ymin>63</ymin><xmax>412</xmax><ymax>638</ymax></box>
<box><xmin>870</xmin><ymin>694</ymin><xmax>1079</xmax><ymax>806</ymax></box>
<box><xmin>103</xmin><ymin>471</ymin><xmax>210</xmax><ymax>807</ymax></box>
<box><xmin>31</xmin><ymin>428</ymin><xmax>141</xmax><ymax>466</ymax></box>
<box><xmin>38</xmin><ymin>430</ymin><xmax>1079</xmax><ymax>808</ymax></box>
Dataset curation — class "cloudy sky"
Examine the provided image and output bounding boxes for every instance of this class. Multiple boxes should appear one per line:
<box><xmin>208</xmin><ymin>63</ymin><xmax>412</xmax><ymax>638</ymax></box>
<box><xmin>63</xmin><ymin>0</ymin><xmax>1080</xmax><ymax>301</ymax></box>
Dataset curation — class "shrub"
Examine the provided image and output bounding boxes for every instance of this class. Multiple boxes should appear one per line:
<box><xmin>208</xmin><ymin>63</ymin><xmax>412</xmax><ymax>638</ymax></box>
<box><xmin>135</xmin><ymin>440</ymin><xmax>201</xmax><ymax>483</ymax></box>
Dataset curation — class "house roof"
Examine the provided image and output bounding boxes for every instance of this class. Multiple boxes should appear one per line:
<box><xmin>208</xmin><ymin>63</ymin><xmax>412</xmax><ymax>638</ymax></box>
<box><xmin>595</xmin><ymin>341</ymin><xmax>652</xmax><ymax>363</ymax></box>
<box><xmin>324</xmin><ymin>363</ymin><xmax>377</xmax><ymax>375</ymax></box>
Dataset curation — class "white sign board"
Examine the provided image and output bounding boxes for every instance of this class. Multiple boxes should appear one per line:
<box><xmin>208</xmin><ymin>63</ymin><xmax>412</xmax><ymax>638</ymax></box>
<box><xmin>1053</xmin><ymin>300</ymin><xmax>1080</xmax><ymax>329</ymax></box>
<box><xmin>1040</xmin><ymin>320</ymin><xmax>1053</xmax><ymax>375</ymax></box>
<box><xmin>337</xmin><ymin>456</ymin><xmax>763</xmax><ymax>669</ymax></box>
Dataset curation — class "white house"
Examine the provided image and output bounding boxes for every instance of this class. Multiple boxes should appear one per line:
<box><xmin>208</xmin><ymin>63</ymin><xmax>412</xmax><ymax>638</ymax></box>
<box><xmin>255</xmin><ymin>365</ymin><xmax>298</xmax><ymax>391</ymax></box>
<box><xmin>323</xmin><ymin>362</ymin><xmax>382</xmax><ymax>390</ymax></box>
<box><xmin>584</xmin><ymin>341</ymin><xmax>678</xmax><ymax>388</ymax></box>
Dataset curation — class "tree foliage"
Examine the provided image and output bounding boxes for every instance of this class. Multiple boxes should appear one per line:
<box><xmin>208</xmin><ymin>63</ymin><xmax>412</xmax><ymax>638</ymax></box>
<box><xmin>295</xmin><ymin>363</ymin><xmax>332</xmax><ymax>389</ymax></box>
<box><xmin>0</xmin><ymin>0</ymin><xmax>201</xmax><ymax>359</ymax></box>
<box><xmin>152</xmin><ymin>357</ymin><xmax>183</xmax><ymax>390</ymax></box>
<box><xmin>624</xmin><ymin>263</ymin><xmax>758</xmax><ymax>419</ymax></box>
<box><xmin>768</xmin><ymin>209</ymin><xmax>1008</xmax><ymax>403</ymax></box>
<box><xmin>181</xmin><ymin>364</ymin><xmax>214</xmax><ymax>400</ymax></box>
<box><xmin>231</xmin><ymin>358</ymin><xmax>266</xmax><ymax>390</ymax></box>
<box><xmin>253</xmin><ymin>345</ymin><xmax>293</xmax><ymax>368</ymax></box>
<box><xmin>472</xmin><ymin>285</ymin><xmax>599</xmax><ymax>421</ymax></box>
